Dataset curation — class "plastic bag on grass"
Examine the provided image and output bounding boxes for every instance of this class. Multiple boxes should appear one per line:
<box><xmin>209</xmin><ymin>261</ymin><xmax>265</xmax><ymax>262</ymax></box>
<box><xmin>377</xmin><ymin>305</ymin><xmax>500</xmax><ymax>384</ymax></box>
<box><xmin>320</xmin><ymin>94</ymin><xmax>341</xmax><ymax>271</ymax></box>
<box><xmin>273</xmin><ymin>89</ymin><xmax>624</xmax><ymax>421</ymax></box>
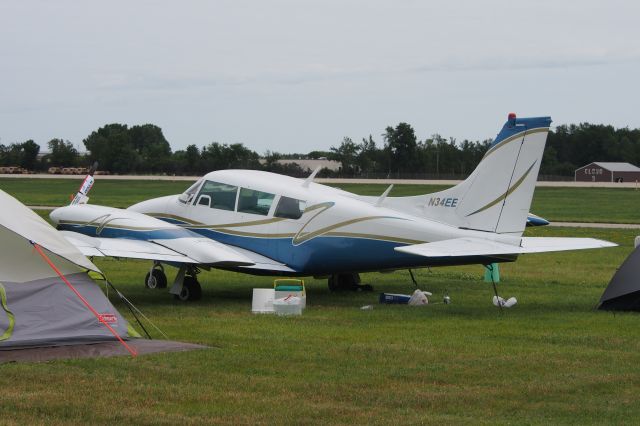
<box><xmin>408</xmin><ymin>289</ymin><xmax>432</xmax><ymax>306</ymax></box>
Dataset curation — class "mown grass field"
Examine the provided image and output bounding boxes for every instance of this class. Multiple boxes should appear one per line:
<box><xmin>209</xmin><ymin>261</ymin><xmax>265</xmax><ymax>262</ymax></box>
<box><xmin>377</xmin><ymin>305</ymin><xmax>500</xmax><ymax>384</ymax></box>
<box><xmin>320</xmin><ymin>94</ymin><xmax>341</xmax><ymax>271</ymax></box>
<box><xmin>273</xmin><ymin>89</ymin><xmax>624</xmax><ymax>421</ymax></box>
<box><xmin>1</xmin><ymin>180</ymin><xmax>640</xmax><ymax>424</ymax></box>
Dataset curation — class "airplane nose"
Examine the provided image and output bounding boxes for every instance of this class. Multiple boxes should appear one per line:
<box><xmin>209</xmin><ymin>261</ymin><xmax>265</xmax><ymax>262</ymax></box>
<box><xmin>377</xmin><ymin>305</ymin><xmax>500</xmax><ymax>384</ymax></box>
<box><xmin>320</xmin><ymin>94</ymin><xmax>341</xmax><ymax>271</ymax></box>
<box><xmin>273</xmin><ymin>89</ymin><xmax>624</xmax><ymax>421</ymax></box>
<box><xmin>49</xmin><ymin>208</ymin><xmax>61</xmax><ymax>225</ymax></box>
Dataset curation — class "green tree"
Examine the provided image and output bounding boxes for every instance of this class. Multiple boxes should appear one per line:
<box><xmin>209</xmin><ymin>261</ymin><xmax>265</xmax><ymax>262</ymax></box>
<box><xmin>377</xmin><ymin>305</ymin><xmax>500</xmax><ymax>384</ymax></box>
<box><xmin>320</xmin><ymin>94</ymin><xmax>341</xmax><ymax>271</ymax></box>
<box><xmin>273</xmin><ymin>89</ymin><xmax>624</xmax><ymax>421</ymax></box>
<box><xmin>201</xmin><ymin>142</ymin><xmax>260</xmax><ymax>171</ymax></box>
<box><xmin>184</xmin><ymin>144</ymin><xmax>201</xmax><ymax>174</ymax></box>
<box><xmin>129</xmin><ymin>124</ymin><xmax>172</xmax><ymax>173</ymax></box>
<box><xmin>48</xmin><ymin>139</ymin><xmax>78</xmax><ymax>167</ymax></box>
<box><xmin>0</xmin><ymin>140</ymin><xmax>41</xmax><ymax>170</ymax></box>
<box><xmin>84</xmin><ymin>123</ymin><xmax>175</xmax><ymax>174</ymax></box>
<box><xmin>384</xmin><ymin>123</ymin><xmax>419</xmax><ymax>174</ymax></box>
<box><xmin>17</xmin><ymin>140</ymin><xmax>40</xmax><ymax>170</ymax></box>
<box><xmin>329</xmin><ymin>137</ymin><xmax>359</xmax><ymax>175</ymax></box>
<box><xmin>307</xmin><ymin>150</ymin><xmax>332</xmax><ymax>159</ymax></box>
<box><xmin>357</xmin><ymin>135</ymin><xmax>378</xmax><ymax>175</ymax></box>
<box><xmin>83</xmin><ymin>124</ymin><xmax>136</xmax><ymax>174</ymax></box>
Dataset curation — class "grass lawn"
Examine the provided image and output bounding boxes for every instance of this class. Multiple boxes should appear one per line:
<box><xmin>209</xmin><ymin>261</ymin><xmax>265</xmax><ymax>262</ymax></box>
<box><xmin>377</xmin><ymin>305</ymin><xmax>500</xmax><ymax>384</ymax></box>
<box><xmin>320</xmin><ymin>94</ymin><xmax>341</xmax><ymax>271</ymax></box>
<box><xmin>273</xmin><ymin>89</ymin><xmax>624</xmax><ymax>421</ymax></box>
<box><xmin>3</xmin><ymin>177</ymin><xmax>640</xmax><ymax>223</ymax></box>
<box><xmin>1</xmin><ymin>225</ymin><xmax>639</xmax><ymax>424</ymax></box>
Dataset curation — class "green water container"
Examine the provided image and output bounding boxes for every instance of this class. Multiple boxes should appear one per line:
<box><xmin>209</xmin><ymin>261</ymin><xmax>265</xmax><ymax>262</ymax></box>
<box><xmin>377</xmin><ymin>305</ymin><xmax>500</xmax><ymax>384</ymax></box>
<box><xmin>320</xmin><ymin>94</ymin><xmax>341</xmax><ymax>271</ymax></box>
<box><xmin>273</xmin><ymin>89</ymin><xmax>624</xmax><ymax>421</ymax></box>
<box><xmin>484</xmin><ymin>263</ymin><xmax>500</xmax><ymax>283</ymax></box>
<box><xmin>274</xmin><ymin>285</ymin><xmax>304</xmax><ymax>292</ymax></box>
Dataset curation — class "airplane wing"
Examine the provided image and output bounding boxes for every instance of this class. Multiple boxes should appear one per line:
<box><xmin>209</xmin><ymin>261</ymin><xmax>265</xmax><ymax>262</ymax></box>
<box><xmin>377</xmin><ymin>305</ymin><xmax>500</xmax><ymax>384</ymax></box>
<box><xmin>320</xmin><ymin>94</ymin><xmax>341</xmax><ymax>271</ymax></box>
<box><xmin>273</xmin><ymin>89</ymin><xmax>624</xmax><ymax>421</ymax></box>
<box><xmin>60</xmin><ymin>231</ymin><xmax>255</xmax><ymax>266</ymax></box>
<box><xmin>394</xmin><ymin>237</ymin><xmax>616</xmax><ymax>258</ymax></box>
<box><xmin>231</xmin><ymin>246</ymin><xmax>297</xmax><ymax>273</ymax></box>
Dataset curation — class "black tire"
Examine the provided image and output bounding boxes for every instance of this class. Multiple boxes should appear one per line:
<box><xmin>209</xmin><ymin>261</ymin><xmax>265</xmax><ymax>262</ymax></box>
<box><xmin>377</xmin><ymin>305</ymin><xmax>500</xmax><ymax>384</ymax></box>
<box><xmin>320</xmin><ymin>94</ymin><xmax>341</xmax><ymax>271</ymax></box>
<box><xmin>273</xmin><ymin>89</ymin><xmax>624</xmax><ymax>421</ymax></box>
<box><xmin>360</xmin><ymin>284</ymin><xmax>374</xmax><ymax>292</ymax></box>
<box><xmin>328</xmin><ymin>275</ymin><xmax>339</xmax><ymax>292</ymax></box>
<box><xmin>145</xmin><ymin>269</ymin><xmax>167</xmax><ymax>289</ymax></box>
<box><xmin>328</xmin><ymin>273</ymin><xmax>361</xmax><ymax>292</ymax></box>
<box><xmin>175</xmin><ymin>276</ymin><xmax>202</xmax><ymax>301</ymax></box>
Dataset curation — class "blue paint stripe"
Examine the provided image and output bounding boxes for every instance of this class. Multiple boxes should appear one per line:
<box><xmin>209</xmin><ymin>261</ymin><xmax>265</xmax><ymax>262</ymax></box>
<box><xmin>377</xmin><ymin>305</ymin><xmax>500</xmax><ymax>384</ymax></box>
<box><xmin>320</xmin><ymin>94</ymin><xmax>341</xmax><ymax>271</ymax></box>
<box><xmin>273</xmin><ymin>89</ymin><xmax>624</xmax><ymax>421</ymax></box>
<box><xmin>57</xmin><ymin>224</ymin><xmax>198</xmax><ymax>240</ymax></box>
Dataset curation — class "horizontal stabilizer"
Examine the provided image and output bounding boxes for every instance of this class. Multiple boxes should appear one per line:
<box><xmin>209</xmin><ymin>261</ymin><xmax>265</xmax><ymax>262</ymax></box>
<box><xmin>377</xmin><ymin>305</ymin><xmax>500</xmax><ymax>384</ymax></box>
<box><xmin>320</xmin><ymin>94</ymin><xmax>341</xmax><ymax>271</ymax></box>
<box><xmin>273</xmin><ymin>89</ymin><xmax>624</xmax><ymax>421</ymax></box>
<box><xmin>395</xmin><ymin>237</ymin><xmax>616</xmax><ymax>258</ymax></box>
<box><xmin>518</xmin><ymin>237</ymin><xmax>617</xmax><ymax>253</ymax></box>
<box><xmin>395</xmin><ymin>237</ymin><xmax>523</xmax><ymax>257</ymax></box>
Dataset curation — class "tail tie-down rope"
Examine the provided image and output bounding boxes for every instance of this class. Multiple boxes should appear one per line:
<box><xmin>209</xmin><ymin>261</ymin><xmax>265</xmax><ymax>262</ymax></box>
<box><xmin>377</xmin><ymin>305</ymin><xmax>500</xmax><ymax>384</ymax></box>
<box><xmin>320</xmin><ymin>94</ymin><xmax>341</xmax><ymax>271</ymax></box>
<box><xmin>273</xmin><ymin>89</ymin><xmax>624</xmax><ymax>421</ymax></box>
<box><xmin>30</xmin><ymin>241</ymin><xmax>137</xmax><ymax>357</ymax></box>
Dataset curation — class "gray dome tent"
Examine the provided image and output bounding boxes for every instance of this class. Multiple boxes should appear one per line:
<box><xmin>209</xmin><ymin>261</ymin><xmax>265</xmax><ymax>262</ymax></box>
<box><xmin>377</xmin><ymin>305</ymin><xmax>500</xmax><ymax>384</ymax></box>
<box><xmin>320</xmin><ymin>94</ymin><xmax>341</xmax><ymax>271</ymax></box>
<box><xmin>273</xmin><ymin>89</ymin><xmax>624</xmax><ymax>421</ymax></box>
<box><xmin>0</xmin><ymin>189</ymin><xmax>133</xmax><ymax>350</ymax></box>
<box><xmin>598</xmin><ymin>245</ymin><xmax>640</xmax><ymax>311</ymax></box>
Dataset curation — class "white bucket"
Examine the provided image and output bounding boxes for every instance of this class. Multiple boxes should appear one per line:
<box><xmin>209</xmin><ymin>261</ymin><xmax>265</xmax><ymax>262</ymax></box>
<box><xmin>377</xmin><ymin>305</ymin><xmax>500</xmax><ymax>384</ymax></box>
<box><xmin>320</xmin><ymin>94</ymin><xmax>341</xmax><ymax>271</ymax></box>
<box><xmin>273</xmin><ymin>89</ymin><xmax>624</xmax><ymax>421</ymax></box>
<box><xmin>275</xmin><ymin>290</ymin><xmax>306</xmax><ymax>309</ymax></box>
<box><xmin>273</xmin><ymin>296</ymin><xmax>303</xmax><ymax>316</ymax></box>
<box><xmin>251</xmin><ymin>288</ymin><xmax>275</xmax><ymax>314</ymax></box>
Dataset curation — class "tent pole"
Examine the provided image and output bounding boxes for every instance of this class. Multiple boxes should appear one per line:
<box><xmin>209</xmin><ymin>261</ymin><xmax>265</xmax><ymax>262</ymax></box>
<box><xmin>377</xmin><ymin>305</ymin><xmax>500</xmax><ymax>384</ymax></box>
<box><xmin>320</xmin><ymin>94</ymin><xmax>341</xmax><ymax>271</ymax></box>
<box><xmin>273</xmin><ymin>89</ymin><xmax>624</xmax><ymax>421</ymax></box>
<box><xmin>30</xmin><ymin>242</ymin><xmax>137</xmax><ymax>357</ymax></box>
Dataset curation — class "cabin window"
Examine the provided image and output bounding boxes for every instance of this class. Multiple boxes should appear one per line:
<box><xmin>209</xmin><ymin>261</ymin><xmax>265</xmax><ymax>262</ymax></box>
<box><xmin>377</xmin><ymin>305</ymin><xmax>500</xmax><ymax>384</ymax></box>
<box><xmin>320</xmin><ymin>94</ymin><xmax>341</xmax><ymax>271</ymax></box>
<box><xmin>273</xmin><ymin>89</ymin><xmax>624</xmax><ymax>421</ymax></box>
<box><xmin>274</xmin><ymin>196</ymin><xmax>306</xmax><ymax>220</ymax></box>
<box><xmin>237</xmin><ymin>188</ymin><xmax>275</xmax><ymax>216</ymax></box>
<box><xmin>196</xmin><ymin>181</ymin><xmax>238</xmax><ymax>211</ymax></box>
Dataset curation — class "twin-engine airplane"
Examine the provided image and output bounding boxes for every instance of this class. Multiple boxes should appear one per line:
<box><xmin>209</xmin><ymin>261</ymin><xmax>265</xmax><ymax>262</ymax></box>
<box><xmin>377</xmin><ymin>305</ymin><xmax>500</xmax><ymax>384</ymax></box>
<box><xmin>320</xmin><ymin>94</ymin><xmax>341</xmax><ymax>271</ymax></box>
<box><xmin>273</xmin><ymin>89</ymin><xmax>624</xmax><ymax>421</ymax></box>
<box><xmin>50</xmin><ymin>114</ymin><xmax>615</xmax><ymax>301</ymax></box>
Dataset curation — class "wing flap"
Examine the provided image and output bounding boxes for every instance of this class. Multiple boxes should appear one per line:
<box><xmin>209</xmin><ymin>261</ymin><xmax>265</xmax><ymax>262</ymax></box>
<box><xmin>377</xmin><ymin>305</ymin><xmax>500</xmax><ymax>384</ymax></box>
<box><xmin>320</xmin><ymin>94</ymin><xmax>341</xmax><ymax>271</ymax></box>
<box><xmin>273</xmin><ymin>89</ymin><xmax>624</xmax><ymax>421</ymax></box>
<box><xmin>151</xmin><ymin>237</ymin><xmax>254</xmax><ymax>266</ymax></box>
<box><xmin>61</xmin><ymin>231</ymin><xmax>197</xmax><ymax>263</ymax></box>
<box><xmin>61</xmin><ymin>231</ymin><xmax>258</xmax><ymax>266</ymax></box>
<box><xmin>395</xmin><ymin>236</ymin><xmax>616</xmax><ymax>258</ymax></box>
<box><xmin>231</xmin><ymin>246</ymin><xmax>296</xmax><ymax>273</ymax></box>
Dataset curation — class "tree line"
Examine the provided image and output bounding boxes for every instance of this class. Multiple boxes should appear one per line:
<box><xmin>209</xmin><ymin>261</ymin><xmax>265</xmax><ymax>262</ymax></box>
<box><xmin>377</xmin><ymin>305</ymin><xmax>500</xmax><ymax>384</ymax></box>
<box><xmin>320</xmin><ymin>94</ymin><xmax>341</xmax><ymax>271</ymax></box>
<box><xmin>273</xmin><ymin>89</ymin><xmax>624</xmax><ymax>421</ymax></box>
<box><xmin>2</xmin><ymin>122</ymin><xmax>640</xmax><ymax>178</ymax></box>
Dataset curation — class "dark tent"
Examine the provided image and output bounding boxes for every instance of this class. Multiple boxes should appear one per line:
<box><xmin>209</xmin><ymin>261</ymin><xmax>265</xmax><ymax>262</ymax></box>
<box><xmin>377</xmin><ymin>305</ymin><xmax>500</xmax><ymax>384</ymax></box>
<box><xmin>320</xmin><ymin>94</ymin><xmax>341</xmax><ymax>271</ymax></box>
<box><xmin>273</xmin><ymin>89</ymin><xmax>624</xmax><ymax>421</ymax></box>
<box><xmin>598</xmin><ymin>245</ymin><xmax>640</xmax><ymax>311</ymax></box>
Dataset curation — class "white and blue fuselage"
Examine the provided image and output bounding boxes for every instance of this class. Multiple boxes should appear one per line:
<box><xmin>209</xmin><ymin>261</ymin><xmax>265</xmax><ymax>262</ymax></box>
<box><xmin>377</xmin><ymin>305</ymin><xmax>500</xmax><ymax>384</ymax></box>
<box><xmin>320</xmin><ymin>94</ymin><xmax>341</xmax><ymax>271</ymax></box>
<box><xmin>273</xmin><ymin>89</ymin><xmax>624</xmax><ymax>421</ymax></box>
<box><xmin>52</xmin><ymin>115</ymin><xmax>611</xmax><ymax>281</ymax></box>
<box><xmin>52</xmin><ymin>169</ymin><xmax>520</xmax><ymax>275</ymax></box>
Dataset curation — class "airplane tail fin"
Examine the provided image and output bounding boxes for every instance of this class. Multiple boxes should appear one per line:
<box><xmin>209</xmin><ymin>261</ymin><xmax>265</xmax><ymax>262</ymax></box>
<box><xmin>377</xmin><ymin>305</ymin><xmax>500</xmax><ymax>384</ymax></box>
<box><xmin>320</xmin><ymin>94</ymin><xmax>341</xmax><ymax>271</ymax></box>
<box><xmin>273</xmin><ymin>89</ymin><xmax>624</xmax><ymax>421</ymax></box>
<box><xmin>386</xmin><ymin>114</ymin><xmax>551</xmax><ymax>236</ymax></box>
<box><xmin>70</xmin><ymin>161</ymin><xmax>98</xmax><ymax>205</ymax></box>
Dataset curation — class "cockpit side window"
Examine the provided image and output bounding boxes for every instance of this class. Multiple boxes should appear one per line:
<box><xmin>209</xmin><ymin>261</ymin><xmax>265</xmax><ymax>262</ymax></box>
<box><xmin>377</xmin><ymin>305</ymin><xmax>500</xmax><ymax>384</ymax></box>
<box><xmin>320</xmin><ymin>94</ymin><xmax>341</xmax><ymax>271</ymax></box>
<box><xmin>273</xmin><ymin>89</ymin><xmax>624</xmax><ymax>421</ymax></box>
<box><xmin>237</xmin><ymin>188</ymin><xmax>275</xmax><ymax>216</ymax></box>
<box><xmin>180</xmin><ymin>179</ymin><xmax>203</xmax><ymax>204</ymax></box>
<box><xmin>196</xmin><ymin>181</ymin><xmax>238</xmax><ymax>211</ymax></box>
<box><xmin>274</xmin><ymin>196</ymin><xmax>306</xmax><ymax>220</ymax></box>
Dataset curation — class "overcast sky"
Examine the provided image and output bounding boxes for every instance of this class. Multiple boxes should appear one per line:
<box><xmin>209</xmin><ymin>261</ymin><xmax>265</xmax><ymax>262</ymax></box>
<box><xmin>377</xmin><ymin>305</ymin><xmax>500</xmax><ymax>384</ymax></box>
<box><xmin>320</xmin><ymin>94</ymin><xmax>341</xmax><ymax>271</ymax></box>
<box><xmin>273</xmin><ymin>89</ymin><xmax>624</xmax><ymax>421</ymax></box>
<box><xmin>1</xmin><ymin>0</ymin><xmax>639</xmax><ymax>154</ymax></box>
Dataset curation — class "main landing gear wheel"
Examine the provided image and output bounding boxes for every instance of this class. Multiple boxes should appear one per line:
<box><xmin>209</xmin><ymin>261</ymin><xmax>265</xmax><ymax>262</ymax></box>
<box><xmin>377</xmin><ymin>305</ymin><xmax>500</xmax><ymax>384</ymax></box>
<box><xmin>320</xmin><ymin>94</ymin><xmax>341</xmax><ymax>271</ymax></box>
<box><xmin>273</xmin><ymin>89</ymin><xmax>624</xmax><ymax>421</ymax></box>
<box><xmin>328</xmin><ymin>273</ymin><xmax>373</xmax><ymax>292</ymax></box>
<box><xmin>175</xmin><ymin>275</ymin><xmax>202</xmax><ymax>302</ymax></box>
<box><xmin>145</xmin><ymin>268</ymin><xmax>167</xmax><ymax>289</ymax></box>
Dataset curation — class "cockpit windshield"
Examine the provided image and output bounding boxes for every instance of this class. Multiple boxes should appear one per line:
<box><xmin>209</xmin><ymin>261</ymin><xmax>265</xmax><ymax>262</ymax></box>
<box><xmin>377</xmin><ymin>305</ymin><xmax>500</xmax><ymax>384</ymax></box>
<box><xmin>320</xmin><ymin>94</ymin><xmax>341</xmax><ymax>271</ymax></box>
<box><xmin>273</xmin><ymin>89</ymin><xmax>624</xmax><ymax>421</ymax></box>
<box><xmin>196</xmin><ymin>181</ymin><xmax>238</xmax><ymax>210</ymax></box>
<box><xmin>179</xmin><ymin>179</ymin><xmax>203</xmax><ymax>204</ymax></box>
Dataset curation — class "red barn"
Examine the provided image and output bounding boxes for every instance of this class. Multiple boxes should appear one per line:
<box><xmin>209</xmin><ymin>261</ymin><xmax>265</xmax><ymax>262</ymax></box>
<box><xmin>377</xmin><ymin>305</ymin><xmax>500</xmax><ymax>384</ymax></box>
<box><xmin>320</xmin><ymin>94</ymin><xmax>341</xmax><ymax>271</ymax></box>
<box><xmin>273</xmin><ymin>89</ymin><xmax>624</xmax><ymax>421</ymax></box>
<box><xmin>575</xmin><ymin>162</ymin><xmax>640</xmax><ymax>182</ymax></box>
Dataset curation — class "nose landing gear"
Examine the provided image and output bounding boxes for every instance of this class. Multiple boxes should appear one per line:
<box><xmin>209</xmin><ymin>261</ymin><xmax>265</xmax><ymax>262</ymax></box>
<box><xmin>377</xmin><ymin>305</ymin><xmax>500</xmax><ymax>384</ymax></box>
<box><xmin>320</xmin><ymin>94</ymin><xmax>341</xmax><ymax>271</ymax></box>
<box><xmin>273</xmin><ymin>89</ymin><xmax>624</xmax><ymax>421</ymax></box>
<box><xmin>144</xmin><ymin>263</ymin><xmax>167</xmax><ymax>289</ymax></box>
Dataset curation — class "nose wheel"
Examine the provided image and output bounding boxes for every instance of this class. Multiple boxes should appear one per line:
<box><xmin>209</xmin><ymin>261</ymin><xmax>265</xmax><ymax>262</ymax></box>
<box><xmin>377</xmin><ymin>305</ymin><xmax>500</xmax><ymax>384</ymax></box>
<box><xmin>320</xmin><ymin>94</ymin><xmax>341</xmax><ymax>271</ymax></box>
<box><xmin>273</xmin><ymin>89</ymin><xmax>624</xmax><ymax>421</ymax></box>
<box><xmin>145</xmin><ymin>266</ymin><xmax>167</xmax><ymax>289</ymax></box>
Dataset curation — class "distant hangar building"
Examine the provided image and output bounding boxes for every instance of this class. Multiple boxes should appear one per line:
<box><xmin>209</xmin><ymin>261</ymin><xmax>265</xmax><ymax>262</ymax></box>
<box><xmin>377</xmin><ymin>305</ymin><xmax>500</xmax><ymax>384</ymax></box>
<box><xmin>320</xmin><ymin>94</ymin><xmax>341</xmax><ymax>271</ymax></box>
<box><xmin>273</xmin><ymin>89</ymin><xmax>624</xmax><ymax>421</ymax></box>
<box><xmin>574</xmin><ymin>162</ymin><xmax>640</xmax><ymax>183</ymax></box>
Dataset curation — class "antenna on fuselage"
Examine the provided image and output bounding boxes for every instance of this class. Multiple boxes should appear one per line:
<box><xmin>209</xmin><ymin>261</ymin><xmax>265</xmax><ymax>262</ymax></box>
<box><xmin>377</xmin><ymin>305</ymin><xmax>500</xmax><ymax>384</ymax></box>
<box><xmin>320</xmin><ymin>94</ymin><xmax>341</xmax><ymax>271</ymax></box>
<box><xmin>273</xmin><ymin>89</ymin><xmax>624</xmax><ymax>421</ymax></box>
<box><xmin>302</xmin><ymin>166</ymin><xmax>321</xmax><ymax>188</ymax></box>
<box><xmin>375</xmin><ymin>184</ymin><xmax>394</xmax><ymax>207</ymax></box>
